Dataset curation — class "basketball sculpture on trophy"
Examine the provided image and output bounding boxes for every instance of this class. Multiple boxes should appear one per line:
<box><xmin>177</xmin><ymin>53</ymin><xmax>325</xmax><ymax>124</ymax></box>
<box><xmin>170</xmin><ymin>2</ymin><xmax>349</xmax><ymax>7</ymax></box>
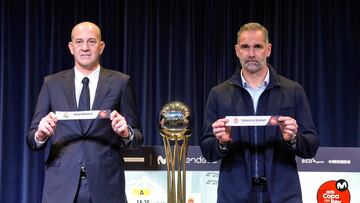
<box><xmin>159</xmin><ymin>101</ymin><xmax>191</xmax><ymax>203</ymax></box>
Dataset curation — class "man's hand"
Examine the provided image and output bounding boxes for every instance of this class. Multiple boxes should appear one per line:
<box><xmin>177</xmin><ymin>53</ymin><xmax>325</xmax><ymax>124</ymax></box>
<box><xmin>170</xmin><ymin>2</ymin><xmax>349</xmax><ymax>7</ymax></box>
<box><xmin>212</xmin><ymin>118</ymin><xmax>232</xmax><ymax>144</ymax></box>
<box><xmin>278</xmin><ymin>116</ymin><xmax>298</xmax><ymax>142</ymax></box>
<box><xmin>110</xmin><ymin>110</ymin><xmax>129</xmax><ymax>139</ymax></box>
<box><xmin>35</xmin><ymin>112</ymin><xmax>57</xmax><ymax>141</ymax></box>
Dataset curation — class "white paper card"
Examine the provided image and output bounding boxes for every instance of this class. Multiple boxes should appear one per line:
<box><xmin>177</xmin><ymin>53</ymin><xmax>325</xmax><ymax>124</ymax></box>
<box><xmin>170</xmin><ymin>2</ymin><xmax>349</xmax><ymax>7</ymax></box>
<box><xmin>226</xmin><ymin>116</ymin><xmax>279</xmax><ymax>126</ymax></box>
<box><xmin>55</xmin><ymin>110</ymin><xmax>111</xmax><ymax>120</ymax></box>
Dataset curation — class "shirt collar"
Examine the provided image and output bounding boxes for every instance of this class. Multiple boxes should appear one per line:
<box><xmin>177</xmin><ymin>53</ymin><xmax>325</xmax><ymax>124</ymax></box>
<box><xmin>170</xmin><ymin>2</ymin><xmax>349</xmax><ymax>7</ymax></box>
<box><xmin>240</xmin><ymin>67</ymin><xmax>270</xmax><ymax>88</ymax></box>
<box><xmin>74</xmin><ymin>66</ymin><xmax>101</xmax><ymax>83</ymax></box>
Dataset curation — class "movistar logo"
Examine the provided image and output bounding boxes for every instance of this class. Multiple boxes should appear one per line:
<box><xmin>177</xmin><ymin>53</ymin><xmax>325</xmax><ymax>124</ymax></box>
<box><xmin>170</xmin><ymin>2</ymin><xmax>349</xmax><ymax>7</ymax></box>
<box><xmin>157</xmin><ymin>156</ymin><xmax>167</xmax><ymax>165</ymax></box>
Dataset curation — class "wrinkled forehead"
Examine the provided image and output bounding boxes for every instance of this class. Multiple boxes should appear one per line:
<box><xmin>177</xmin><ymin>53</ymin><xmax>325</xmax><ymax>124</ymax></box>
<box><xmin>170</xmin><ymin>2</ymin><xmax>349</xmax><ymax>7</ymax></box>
<box><xmin>71</xmin><ymin>23</ymin><xmax>101</xmax><ymax>41</ymax></box>
<box><xmin>238</xmin><ymin>30</ymin><xmax>267</xmax><ymax>45</ymax></box>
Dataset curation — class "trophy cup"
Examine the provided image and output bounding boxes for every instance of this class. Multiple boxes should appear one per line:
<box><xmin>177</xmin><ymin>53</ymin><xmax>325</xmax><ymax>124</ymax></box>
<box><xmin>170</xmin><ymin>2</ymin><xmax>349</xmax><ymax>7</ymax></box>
<box><xmin>159</xmin><ymin>101</ymin><xmax>191</xmax><ymax>203</ymax></box>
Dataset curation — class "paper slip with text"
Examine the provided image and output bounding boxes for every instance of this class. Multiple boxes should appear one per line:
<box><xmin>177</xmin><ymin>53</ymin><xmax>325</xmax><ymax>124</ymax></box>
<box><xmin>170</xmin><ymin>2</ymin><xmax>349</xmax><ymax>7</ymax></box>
<box><xmin>226</xmin><ymin>116</ymin><xmax>280</xmax><ymax>126</ymax></box>
<box><xmin>55</xmin><ymin>110</ymin><xmax>111</xmax><ymax>120</ymax></box>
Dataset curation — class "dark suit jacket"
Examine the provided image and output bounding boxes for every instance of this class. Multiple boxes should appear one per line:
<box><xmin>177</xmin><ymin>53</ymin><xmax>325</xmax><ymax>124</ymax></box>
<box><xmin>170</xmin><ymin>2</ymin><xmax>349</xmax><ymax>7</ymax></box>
<box><xmin>27</xmin><ymin>67</ymin><xmax>143</xmax><ymax>203</ymax></box>
<box><xmin>200</xmin><ymin>66</ymin><xmax>319</xmax><ymax>203</ymax></box>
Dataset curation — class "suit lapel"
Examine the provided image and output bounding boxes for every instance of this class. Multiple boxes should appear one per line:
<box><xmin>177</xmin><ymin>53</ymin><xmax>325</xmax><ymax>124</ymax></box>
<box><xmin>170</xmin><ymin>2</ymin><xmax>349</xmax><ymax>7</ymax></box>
<box><xmin>61</xmin><ymin>70</ymin><xmax>77</xmax><ymax>110</ymax></box>
<box><xmin>92</xmin><ymin>68</ymin><xmax>112</xmax><ymax>110</ymax></box>
<box><xmin>83</xmin><ymin>68</ymin><xmax>112</xmax><ymax>134</ymax></box>
<box><xmin>60</xmin><ymin>69</ymin><xmax>84</xmax><ymax>133</ymax></box>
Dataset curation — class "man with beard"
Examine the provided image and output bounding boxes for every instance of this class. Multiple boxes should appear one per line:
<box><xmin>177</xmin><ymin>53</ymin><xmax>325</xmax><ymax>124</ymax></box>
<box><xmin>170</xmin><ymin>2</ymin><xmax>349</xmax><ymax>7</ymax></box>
<box><xmin>200</xmin><ymin>22</ymin><xmax>319</xmax><ymax>203</ymax></box>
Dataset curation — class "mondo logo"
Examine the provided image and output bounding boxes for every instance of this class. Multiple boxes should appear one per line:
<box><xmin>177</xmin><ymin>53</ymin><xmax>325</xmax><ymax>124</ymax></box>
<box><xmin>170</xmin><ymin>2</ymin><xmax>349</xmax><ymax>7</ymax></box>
<box><xmin>317</xmin><ymin>179</ymin><xmax>350</xmax><ymax>203</ymax></box>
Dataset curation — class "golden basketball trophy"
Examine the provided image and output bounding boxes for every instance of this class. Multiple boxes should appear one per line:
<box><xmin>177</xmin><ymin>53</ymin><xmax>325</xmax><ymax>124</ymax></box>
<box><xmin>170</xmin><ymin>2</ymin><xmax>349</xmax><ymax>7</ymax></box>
<box><xmin>159</xmin><ymin>101</ymin><xmax>191</xmax><ymax>203</ymax></box>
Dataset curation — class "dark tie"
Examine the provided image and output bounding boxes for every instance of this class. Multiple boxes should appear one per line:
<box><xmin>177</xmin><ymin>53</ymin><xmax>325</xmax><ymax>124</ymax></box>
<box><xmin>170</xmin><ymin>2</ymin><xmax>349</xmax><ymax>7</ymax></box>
<box><xmin>78</xmin><ymin>77</ymin><xmax>90</xmax><ymax>111</ymax></box>
<box><xmin>78</xmin><ymin>77</ymin><xmax>90</xmax><ymax>131</ymax></box>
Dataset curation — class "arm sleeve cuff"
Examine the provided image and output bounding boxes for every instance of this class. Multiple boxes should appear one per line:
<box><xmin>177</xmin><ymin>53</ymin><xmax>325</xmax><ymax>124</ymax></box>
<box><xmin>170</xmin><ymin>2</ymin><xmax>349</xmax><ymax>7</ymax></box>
<box><xmin>218</xmin><ymin>142</ymin><xmax>229</xmax><ymax>151</ymax></box>
<box><xmin>34</xmin><ymin>132</ymin><xmax>48</xmax><ymax>148</ymax></box>
<box><xmin>122</xmin><ymin>126</ymin><xmax>134</xmax><ymax>144</ymax></box>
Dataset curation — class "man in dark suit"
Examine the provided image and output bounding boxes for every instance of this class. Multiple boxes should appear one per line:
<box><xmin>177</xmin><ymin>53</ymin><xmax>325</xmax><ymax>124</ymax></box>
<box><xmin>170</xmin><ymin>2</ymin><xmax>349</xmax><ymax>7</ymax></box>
<box><xmin>200</xmin><ymin>22</ymin><xmax>319</xmax><ymax>202</ymax></box>
<box><xmin>27</xmin><ymin>21</ymin><xmax>143</xmax><ymax>203</ymax></box>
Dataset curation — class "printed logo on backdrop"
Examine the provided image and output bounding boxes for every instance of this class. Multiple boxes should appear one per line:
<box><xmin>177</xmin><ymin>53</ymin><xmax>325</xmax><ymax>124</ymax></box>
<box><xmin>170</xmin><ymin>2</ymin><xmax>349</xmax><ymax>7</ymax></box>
<box><xmin>317</xmin><ymin>179</ymin><xmax>350</xmax><ymax>203</ymax></box>
<box><xmin>157</xmin><ymin>156</ymin><xmax>167</xmax><ymax>165</ymax></box>
<box><xmin>301</xmin><ymin>158</ymin><xmax>325</xmax><ymax>164</ymax></box>
<box><xmin>157</xmin><ymin>155</ymin><xmax>217</xmax><ymax>165</ymax></box>
<box><xmin>328</xmin><ymin>159</ymin><xmax>351</xmax><ymax>164</ymax></box>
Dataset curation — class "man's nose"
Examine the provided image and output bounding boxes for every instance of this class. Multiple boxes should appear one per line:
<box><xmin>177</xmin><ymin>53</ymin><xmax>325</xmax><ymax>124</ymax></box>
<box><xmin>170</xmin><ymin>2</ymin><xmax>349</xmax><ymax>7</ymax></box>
<box><xmin>248</xmin><ymin>47</ymin><xmax>255</xmax><ymax>57</ymax></box>
<box><xmin>80</xmin><ymin>42</ymin><xmax>90</xmax><ymax>50</ymax></box>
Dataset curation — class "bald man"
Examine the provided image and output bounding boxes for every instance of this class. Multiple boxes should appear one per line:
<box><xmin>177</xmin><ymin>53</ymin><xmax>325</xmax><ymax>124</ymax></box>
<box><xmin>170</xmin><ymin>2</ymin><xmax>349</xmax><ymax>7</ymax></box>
<box><xmin>27</xmin><ymin>21</ymin><xmax>143</xmax><ymax>203</ymax></box>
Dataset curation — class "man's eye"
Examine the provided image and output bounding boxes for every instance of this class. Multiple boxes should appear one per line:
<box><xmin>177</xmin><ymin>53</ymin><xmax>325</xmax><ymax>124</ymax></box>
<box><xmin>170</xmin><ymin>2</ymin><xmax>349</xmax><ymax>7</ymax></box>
<box><xmin>75</xmin><ymin>40</ymin><xmax>83</xmax><ymax>45</ymax></box>
<box><xmin>88</xmin><ymin>40</ymin><xmax>97</xmax><ymax>45</ymax></box>
<box><xmin>240</xmin><ymin>45</ymin><xmax>249</xmax><ymax>49</ymax></box>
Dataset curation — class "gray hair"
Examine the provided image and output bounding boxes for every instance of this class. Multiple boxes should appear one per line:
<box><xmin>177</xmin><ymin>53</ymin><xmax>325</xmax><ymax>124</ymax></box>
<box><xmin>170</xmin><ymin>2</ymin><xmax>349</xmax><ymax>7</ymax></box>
<box><xmin>237</xmin><ymin>22</ymin><xmax>269</xmax><ymax>44</ymax></box>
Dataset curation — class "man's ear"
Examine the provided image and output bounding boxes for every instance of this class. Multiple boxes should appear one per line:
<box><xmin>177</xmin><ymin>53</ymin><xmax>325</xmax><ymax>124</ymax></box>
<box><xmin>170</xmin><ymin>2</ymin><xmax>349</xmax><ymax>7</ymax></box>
<box><xmin>266</xmin><ymin>43</ymin><xmax>272</xmax><ymax>57</ymax></box>
<box><xmin>234</xmin><ymin>44</ymin><xmax>241</xmax><ymax>58</ymax></box>
<box><xmin>99</xmin><ymin>41</ymin><xmax>105</xmax><ymax>55</ymax></box>
<box><xmin>68</xmin><ymin>42</ymin><xmax>74</xmax><ymax>55</ymax></box>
